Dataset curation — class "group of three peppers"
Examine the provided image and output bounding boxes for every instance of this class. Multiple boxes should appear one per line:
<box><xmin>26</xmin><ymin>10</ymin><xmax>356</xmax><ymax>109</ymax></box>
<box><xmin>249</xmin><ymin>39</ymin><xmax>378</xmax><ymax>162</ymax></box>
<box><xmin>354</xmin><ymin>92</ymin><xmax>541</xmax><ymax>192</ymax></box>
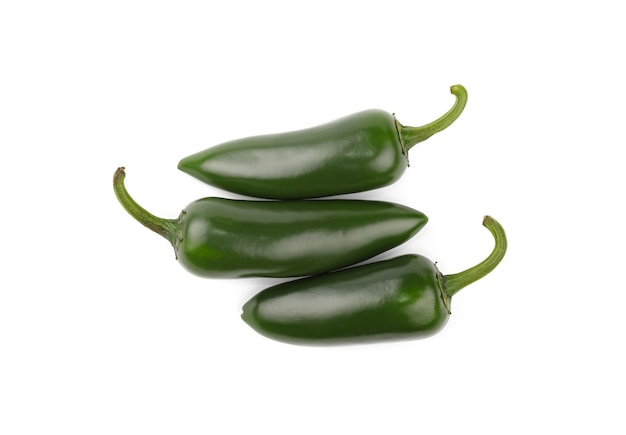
<box><xmin>114</xmin><ymin>84</ymin><xmax>507</xmax><ymax>344</ymax></box>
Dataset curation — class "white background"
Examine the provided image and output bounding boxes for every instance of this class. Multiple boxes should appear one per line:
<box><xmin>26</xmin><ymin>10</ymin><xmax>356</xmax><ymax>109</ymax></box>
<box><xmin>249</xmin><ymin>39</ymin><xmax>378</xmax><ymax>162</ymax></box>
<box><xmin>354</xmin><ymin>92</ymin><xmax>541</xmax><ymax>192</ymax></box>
<box><xmin>1</xmin><ymin>1</ymin><xmax>624</xmax><ymax>434</ymax></box>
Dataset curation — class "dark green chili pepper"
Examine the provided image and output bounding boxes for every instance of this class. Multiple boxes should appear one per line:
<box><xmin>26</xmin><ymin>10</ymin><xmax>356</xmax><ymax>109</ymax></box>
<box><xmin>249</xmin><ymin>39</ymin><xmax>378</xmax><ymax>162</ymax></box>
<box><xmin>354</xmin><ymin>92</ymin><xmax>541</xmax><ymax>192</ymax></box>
<box><xmin>178</xmin><ymin>85</ymin><xmax>467</xmax><ymax>200</ymax></box>
<box><xmin>113</xmin><ymin>167</ymin><xmax>428</xmax><ymax>279</ymax></box>
<box><xmin>241</xmin><ymin>216</ymin><xmax>506</xmax><ymax>344</ymax></box>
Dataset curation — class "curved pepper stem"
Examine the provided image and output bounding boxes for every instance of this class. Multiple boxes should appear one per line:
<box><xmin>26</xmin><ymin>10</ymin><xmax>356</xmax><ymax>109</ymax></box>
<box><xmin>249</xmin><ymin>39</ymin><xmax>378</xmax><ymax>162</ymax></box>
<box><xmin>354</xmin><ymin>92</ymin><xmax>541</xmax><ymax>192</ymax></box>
<box><xmin>443</xmin><ymin>215</ymin><xmax>507</xmax><ymax>298</ymax></box>
<box><xmin>113</xmin><ymin>167</ymin><xmax>179</xmax><ymax>249</ymax></box>
<box><xmin>397</xmin><ymin>84</ymin><xmax>468</xmax><ymax>152</ymax></box>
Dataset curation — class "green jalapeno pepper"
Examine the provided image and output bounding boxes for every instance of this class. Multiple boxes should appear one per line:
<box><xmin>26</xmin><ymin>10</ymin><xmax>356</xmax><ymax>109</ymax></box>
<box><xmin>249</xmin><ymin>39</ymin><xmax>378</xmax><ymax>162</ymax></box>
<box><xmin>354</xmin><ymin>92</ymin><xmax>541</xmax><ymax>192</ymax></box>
<box><xmin>178</xmin><ymin>85</ymin><xmax>468</xmax><ymax>200</ymax></box>
<box><xmin>113</xmin><ymin>167</ymin><xmax>428</xmax><ymax>278</ymax></box>
<box><xmin>241</xmin><ymin>216</ymin><xmax>506</xmax><ymax>344</ymax></box>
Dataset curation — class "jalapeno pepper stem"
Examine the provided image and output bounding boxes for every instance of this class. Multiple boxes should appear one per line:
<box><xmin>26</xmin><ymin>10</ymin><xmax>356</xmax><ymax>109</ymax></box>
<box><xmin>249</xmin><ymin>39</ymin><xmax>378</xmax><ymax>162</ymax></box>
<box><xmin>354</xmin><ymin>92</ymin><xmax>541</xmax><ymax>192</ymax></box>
<box><xmin>443</xmin><ymin>215</ymin><xmax>507</xmax><ymax>297</ymax></box>
<box><xmin>397</xmin><ymin>84</ymin><xmax>468</xmax><ymax>152</ymax></box>
<box><xmin>113</xmin><ymin>167</ymin><xmax>179</xmax><ymax>248</ymax></box>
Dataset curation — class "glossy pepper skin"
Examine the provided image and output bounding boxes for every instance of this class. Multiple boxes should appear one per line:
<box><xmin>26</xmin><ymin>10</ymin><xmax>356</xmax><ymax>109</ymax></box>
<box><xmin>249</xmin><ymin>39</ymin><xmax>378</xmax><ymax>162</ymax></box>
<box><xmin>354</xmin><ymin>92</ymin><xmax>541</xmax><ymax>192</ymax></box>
<box><xmin>242</xmin><ymin>216</ymin><xmax>507</xmax><ymax>344</ymax></box>
<box><xmin>113</xmin><ymin>167</ymin><xmax>428</xmax><ymax>279</ymax></box>
<box><xmin>178</xmin><ymin>85</ymin><xmax>467</xmax><ymax>200</ymax></box>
